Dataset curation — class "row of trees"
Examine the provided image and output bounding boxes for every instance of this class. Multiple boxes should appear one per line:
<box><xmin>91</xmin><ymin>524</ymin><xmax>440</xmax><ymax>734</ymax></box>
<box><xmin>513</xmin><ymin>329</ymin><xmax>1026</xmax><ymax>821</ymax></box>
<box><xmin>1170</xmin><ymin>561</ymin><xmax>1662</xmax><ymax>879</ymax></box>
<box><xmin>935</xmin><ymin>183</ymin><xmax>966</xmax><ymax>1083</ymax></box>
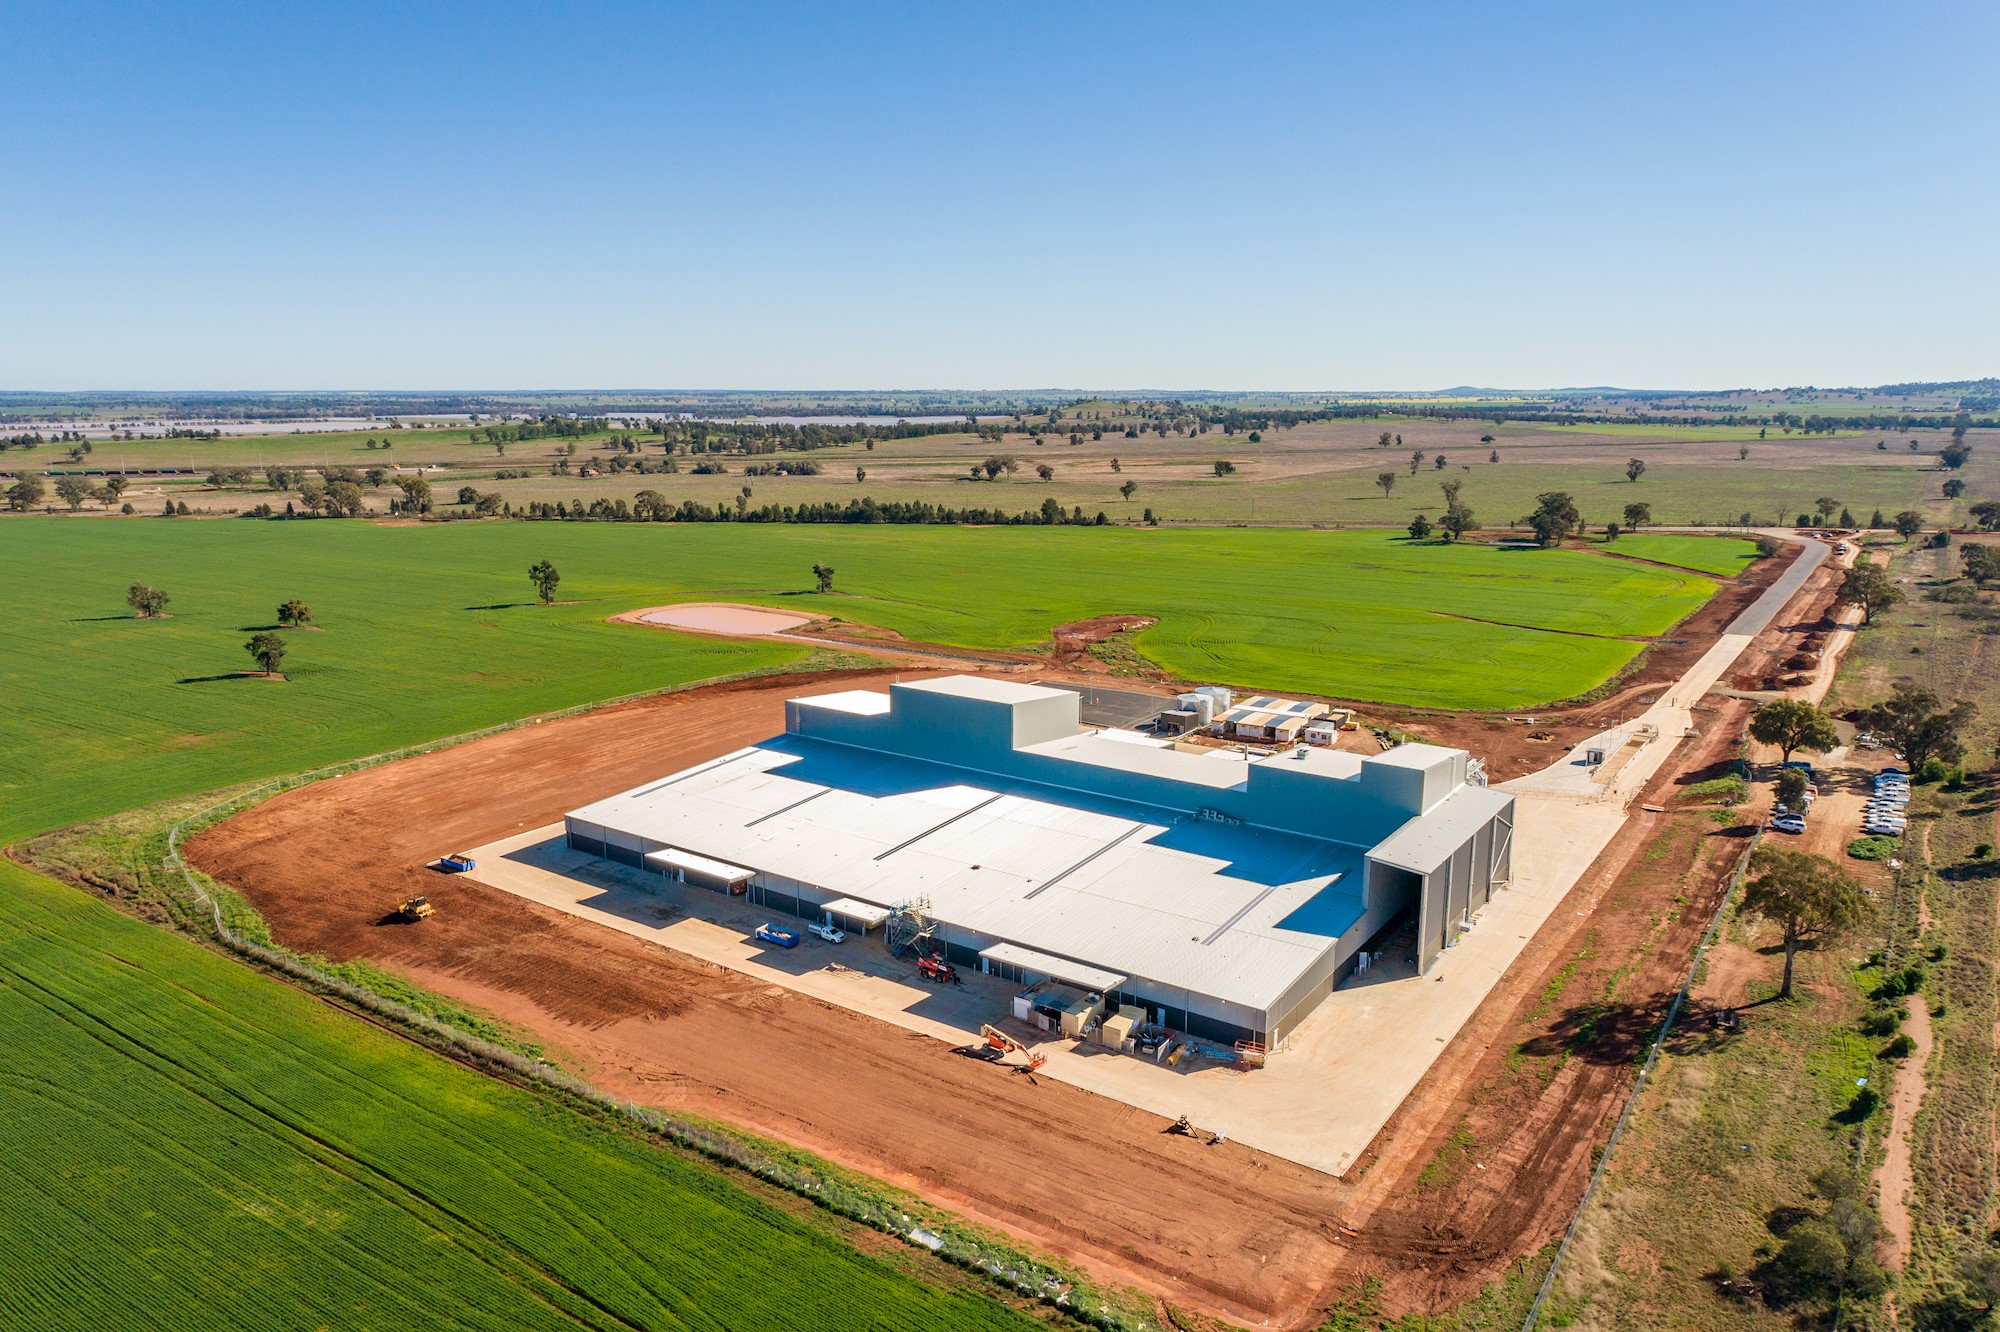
<box><xmin>510</xmin><ymin>494</ymin><xmax>1126</xmax><ymax>527</ymax></box>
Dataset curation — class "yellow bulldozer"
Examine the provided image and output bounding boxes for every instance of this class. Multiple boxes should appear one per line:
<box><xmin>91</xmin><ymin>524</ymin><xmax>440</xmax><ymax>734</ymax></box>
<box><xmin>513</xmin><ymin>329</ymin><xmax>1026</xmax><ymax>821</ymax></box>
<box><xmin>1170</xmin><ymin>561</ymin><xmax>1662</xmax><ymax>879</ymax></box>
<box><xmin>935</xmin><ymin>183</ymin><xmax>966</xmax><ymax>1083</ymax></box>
<box><xmin>393</xmin><ymin>895</ymin><xmax>435</xmax><ymax>923</ymax></box>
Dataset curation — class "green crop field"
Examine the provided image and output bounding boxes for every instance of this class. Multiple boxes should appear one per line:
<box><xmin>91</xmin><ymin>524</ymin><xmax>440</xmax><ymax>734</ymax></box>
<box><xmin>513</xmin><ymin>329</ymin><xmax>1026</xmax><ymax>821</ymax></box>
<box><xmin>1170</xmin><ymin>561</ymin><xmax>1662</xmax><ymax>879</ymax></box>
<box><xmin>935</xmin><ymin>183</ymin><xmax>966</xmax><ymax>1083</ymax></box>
<box><xmin>0</xmin><ymin>519</ymin><xmax>1731</xmax><ymax>841</ymax></box>
<box><xmin>0</xmin><ymin>858</ymin><xmax>1037</xmax><ymax>1332</ymax></box>
<box><xmin>1600</xmin><ymin>533</ymin><xmax>1762</xmax><ymax>578</ymax></box>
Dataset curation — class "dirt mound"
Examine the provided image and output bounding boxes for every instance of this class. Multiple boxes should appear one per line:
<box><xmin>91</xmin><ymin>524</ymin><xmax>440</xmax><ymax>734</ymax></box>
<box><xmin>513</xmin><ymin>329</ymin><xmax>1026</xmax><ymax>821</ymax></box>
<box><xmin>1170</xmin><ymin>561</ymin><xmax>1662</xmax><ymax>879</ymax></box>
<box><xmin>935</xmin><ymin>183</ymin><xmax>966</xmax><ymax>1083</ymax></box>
<box><xmin>1050</xmin><ymin>614</ymin><xmax>1161</xmax><ymax>673</ymax></box>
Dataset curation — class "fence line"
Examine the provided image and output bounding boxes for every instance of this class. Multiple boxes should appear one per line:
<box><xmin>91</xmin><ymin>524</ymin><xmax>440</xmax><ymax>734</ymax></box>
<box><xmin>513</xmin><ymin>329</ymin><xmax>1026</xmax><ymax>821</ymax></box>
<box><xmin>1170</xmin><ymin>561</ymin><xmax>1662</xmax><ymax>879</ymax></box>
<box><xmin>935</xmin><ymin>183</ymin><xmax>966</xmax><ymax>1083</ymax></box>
<box><xmin>154</xmin><ymin>664</ymin><xmax>1149</xmax><ymax>1332</ymax></box>
<box><xmin>1521</xmin><ymin>829</ymin><xmax>1764</xmax><ymax>1331</ymax></box>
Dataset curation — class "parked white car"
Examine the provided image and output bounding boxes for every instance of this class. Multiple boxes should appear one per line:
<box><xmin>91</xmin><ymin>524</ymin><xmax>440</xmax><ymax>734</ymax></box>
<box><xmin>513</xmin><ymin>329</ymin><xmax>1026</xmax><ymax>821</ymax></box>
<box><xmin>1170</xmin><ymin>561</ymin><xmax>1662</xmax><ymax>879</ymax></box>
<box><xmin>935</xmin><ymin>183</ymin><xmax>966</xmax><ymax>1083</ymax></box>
<box><xmin>807</xmin><ymin>920</ymin><xmax>845</xmax><ymax>944</ymax></box>
<box><xmin>1770</xmin><ymin>814</ymin><xmax>1807</xmax><ymax>834</ymax></box>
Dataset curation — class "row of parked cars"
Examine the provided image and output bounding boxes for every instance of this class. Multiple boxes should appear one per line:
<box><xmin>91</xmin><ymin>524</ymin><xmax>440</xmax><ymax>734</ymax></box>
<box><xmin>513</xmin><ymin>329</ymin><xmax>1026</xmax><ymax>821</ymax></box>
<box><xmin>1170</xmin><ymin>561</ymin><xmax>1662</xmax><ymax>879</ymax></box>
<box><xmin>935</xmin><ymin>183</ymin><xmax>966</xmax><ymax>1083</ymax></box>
<box><xmin>1862</xmin><ymin>769</ymin><xmax>1910</xmax><ymax>836</ymax></box>
<box><xmin>1766</xmin><ymin>761</ymin><xmax>1909</xmax><ymax>838</ymax></box>
<box><xmin>1769</xmin><ymin>760</ymin><xmax>1818</xmax><ymax>835</ymax></box>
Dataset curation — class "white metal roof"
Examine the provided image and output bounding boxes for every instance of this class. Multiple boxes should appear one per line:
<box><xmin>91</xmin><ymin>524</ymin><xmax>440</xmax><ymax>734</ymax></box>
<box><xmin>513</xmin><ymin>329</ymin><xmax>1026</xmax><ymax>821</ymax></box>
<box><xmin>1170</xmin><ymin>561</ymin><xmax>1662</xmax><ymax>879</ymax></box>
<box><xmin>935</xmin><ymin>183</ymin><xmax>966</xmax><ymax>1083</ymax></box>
<box><xmin>820</xmin><ymin>896</ymin><xmax>891</xmax><ymax>925</ymax></box>
<box><xmin>1367</xmin><ymin>786</ymin><xmax>1514</xmax><ymax>874</ymax></box>
<box><xmin>791</xmin><ymin>690</ymin><xmax>892</xmax><ymax>716</ymax></box>
<box><xmin>897</xmin><ymin>676</ymin><xmax>1064</xmax><ymax>705</ymax></box>
<box><xmin>645</xmin><ymin>848</ymin><xmax>756</xmax><ymax>881</ymax></box>
<box><xmin>978</xmin><ymin>943</ymin><xmax>1126</xmax><ymax>992</ymax></box>
<box><xmin>570</xmin><ymin>736</ymin><xmax>1364</xmax><ymax>1013</ymax></box>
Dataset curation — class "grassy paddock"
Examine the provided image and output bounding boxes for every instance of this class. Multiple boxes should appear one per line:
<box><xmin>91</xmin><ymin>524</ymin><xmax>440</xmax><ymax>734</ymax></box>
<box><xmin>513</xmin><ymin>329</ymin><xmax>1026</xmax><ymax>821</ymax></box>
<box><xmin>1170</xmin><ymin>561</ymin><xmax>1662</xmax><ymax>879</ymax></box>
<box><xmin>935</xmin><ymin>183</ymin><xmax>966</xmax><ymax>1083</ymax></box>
<box><xmin>3</xmin><ymin>520</ymin><xmax>1722</xmax><ymax>840</ymax></box>
<box><xmin>1603</xmin><ymin>534</ymin><xmax>1762</xmax><ymax>578</ymax></box>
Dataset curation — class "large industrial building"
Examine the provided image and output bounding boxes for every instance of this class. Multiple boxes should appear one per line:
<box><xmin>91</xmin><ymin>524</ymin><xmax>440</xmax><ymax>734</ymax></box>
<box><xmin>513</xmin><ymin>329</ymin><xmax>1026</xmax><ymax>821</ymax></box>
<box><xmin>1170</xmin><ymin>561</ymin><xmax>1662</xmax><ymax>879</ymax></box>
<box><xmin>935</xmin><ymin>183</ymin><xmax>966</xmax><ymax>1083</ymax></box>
<box><xmin>564</xmin><ymin>677</ymin><xmax>1514</xmax><ymax>1047</ymax></box>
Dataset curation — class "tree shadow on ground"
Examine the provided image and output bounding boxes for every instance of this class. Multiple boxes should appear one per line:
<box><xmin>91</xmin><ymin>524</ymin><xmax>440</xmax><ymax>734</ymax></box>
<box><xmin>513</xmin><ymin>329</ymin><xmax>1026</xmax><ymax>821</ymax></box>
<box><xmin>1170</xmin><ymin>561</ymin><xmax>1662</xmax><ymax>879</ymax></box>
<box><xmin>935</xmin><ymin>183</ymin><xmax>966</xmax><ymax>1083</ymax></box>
<box><xmin>1516</xmin><ymin>998</ymin><xmax>1666</xmax><ymax>1065</ymax></box>
<box><xmin>463</xmin><ymin>602</ymin><xmax>538</xmax><ymax>611</ymax></box>
<box><xmin>174</xmin><ymin>672</ymin><xmax>259</xmax><ymax>684</ymax></box>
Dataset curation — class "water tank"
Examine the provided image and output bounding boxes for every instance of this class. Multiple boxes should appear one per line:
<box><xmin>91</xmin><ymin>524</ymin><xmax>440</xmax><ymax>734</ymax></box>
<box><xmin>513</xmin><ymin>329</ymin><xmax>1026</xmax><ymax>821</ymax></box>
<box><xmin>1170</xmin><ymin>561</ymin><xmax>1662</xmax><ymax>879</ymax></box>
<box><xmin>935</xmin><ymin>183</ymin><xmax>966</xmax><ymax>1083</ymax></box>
<box><xmin>1176</xmin><ymin>692</ymin><xmax>1215</xmax><ymax>725</ymax></box>
<box><xmin>1195</xmin><ymin>685</ymin><xmax>1233</xmax><ymax>712</ymax></box>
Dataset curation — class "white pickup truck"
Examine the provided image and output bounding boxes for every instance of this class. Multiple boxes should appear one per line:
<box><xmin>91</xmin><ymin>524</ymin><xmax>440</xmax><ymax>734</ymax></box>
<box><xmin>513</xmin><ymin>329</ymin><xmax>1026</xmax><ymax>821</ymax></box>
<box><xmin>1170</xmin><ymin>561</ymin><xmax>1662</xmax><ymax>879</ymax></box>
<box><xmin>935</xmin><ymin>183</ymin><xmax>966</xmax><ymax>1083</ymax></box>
<box><xmin>807</xmin><ymin>920</ymin><xmax>845</xmax><ymax>944</ymax></box>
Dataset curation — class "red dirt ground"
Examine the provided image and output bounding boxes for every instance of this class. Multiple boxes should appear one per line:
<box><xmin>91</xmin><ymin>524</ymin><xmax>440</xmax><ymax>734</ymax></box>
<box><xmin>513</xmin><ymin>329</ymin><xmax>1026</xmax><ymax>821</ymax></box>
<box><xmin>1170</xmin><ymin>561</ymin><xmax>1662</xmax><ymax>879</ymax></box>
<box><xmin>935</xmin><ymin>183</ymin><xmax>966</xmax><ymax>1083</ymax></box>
<box><xmin>187</xmin><ymin>669</ymin><xmax>1349</xmax><ymax>1326</ymax></box>
<box><xmin>182</xmin><ymin>659</ymin><xmax>1788</xmax><ymax>1326</ymax></box>
<box><xmin>1319</xmin><ymin>704</ymin><xmax>1760</xmax><ymax>1313</ymax></box>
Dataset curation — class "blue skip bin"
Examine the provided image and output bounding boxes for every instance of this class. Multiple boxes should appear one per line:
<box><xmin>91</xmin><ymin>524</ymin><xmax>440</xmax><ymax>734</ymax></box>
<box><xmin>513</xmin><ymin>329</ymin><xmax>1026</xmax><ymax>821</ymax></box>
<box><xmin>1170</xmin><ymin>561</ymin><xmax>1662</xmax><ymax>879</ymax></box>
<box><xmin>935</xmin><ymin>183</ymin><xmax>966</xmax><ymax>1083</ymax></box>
<box><xmin>754</xmin><ymin>922</ymin><xmax>800</xmax><ymax>949</ymax></box>
<box><xmin>437</xmin><ymin>854</ymin><xmax>477</xmax><ymax>873</ymax></box>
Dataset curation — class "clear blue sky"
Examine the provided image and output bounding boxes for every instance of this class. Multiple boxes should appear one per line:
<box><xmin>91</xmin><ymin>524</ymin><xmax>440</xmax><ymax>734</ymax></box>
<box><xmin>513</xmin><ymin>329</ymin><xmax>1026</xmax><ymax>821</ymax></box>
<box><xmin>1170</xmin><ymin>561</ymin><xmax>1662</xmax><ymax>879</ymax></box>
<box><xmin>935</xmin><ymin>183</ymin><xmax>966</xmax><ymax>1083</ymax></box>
<box><xmin>5</xmin><ymin>1</ymin><xmax>1995</xmax><ymax>392</ymax></box>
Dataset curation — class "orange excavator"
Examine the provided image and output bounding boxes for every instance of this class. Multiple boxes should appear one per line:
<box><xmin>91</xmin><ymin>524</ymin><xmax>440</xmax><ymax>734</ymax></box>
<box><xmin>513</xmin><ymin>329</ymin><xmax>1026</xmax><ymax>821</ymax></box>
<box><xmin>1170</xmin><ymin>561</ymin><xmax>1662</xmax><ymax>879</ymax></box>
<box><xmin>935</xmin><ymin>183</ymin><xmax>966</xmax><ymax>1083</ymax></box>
<box><xmin>978</xmin><ymin>1023</ymin><xmax>1047</xmax><ymax>1073</ymax></box>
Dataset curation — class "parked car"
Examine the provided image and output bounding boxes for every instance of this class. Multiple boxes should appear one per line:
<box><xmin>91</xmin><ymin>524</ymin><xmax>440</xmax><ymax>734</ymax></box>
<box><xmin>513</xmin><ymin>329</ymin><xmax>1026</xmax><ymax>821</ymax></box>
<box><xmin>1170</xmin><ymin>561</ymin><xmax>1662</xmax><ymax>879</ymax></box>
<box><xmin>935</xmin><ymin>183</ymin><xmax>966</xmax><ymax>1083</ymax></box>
<box><xmin>807</xmin><ymin>919</ymin><xmax>845</xmax><ymax>944</ymax></box>
<box><xmin>1770</xmin><ymin>814</ymin><xmax>1808</xmax><ymax>834</ymax></box>
<box><xmin>1865</xmin><ymin>823</ymin><xmax>1907</xmax><ymax>837</ymax></box>
<box><xmin>1783</xmin><ymin>760</ymin><xmax>1816</xmax><ymax>776</ymax></box>
<box><xmin>754</xmin><ymin>922</ymin><xmax>800</xmax><ymax>949</ymax></box>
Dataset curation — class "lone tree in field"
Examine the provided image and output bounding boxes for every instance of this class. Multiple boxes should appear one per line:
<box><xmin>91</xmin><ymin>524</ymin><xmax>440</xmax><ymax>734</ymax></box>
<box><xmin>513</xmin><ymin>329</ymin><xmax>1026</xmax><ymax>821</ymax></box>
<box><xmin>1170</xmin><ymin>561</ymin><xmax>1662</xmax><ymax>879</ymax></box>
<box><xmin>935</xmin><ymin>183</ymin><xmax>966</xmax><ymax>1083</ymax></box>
<box><xmin>1856</xmin><ymin>683</ymin><xmax>1976</xmax><ymax>772</ymax></box>
<box><xmin>1749</xmin><ymin>697</ymin><xmax>1840</xmax><ymax>764</ymax></box>
<box><xmin>1526</xmin><ymin>491</ymin><xmax>1581</xmax><ymax>547</ymax></box>
<box><xmin>1892</xmin><ymin>509</ymin><xmax>1925</xmax><ymax>541</ymax></box>
<box><xmin>855</xmin><ymin>466</ymin><xmax>866</xmax><ymax>483</ymax></box>
<box><xmin>277</xmin><ymin>599</ymin><xmax>313</xmax><ymax>628</ymax></box>
<box><xmin>1408</xmin><ymin>449</ymin><xmax>1426</xmax><ymax>475</ymax></box>
<box><xmin>1377</xmin><ymin>471</ymin><xmax>1397</xmax><ymax>498</ymax></box>
<box><xmin>1838</xmin><ymin>563</ymin><xmax>1902</xmax><ymax>624</ymax></box>
<box><xmin>1814</xmin><ymin>496</ymin><xmax>1840</xmax><ymax>524</ymax></box>
<box><xmin>1741</xmin><ymin>846</ymin><xmax>1868</xmax><ymax>1000</ymax></box>
<box><xmin>528</xmin><ymin>560</ymin><xmax>561</xmax><ymax>605</ymax></box>
<box><xmin>1212</xmin><ymin>460</ymin><xmax>1236</xmax><ymax>476</ymax></box>
<box><xmin>1119</xmin><ymin>480</ymin><xmax>1138</xmax><ymax>502</ymax></box>
<box><xmin>127</xmin><ymin>583</ymin><xmax>170</xmax><ymax>618</ymax></box>
<box><xmin>1625</xmin><ymin>457</ymin><xmax>1647</xmax><ymax>483</ymax></box>
<box><xmin>1037</xmin><ymin>463</ymin><xmax>1055</xmax><ymax>481</ymax></box>
<box><xmin>1942</xmin><ymin>478</ymin><xmax>1966</xmax><ymax>500</ymax></box>
<box><xmin>1440</xmin><ymin>497</ymin><xmax>1476</xmax><ymax>542</ymax></box>
<box><xmin>1622</xmin><ymin>501</ymin><xmax>1651</xmax><ymax>532</ymax></box>
<box><xmin>244</xmin><ymin>631</ymin><xmax>288</xmax><ymax>678</ymax></box>
<box><xmin>812</xmin><ymin>562</ymin><xmax>835</xmax><ymax>593</ymax></box>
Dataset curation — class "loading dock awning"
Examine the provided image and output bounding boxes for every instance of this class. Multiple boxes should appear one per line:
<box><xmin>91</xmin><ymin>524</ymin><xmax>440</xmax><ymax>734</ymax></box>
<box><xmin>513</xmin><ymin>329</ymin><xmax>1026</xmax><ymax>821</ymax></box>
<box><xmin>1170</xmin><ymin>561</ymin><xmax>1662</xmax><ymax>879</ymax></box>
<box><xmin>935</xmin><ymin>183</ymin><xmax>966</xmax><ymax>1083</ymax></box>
<box><xmin>645</xmin><ymin>848</ymin><xmax>756</xmax><ymax>882</ymax></box>
<box><xmin>979</xmin><ymin>943</ymin><xmax>1126</xmax><ymax>994</ymax></box>
<box><xmin>820</xmin><ymin>896</ymin><xmax>891</xmax><ymax>927</ymax></box>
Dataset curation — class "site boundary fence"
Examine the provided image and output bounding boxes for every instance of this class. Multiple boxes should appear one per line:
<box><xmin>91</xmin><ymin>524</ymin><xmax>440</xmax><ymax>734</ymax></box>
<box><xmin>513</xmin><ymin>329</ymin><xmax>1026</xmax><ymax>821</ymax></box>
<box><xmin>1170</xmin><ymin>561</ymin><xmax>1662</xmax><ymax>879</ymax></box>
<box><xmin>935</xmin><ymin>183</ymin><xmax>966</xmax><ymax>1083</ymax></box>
<box><xmin>1520</xmin><ymin>828</ymin><xmax>1764</xmax><ymax>1331</ymax></box>
<box><xmin>144</xmin><ymin>656</ymin><xmax>1154</xmax><ymax>1332</ymax></box>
